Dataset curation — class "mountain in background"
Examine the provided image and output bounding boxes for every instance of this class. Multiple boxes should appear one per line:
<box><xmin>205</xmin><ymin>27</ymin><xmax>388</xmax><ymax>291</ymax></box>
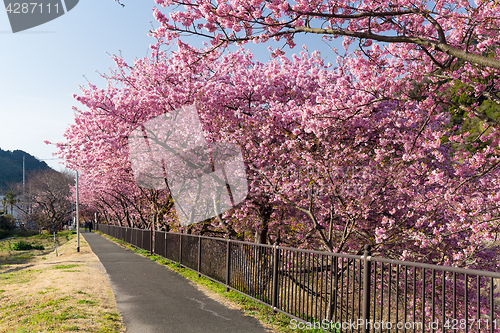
<box><xmin>0</xmin><ymin>148</ymin><xmax>52</xmax><ymax>193</ymax></box>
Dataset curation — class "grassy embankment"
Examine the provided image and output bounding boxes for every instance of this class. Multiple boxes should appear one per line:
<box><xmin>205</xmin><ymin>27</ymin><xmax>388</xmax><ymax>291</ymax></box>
<box><xmin>0</xmin><ymin>230</ymin><xmax>124</xmax><ymax>333</ymax></box>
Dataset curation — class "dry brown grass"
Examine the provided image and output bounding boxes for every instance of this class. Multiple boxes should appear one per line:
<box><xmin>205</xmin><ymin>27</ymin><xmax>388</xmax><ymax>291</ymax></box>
<box><xmin>0</xmin><ymin>233</ymin><xmax>125</xmax><ymax>333</ymax></box>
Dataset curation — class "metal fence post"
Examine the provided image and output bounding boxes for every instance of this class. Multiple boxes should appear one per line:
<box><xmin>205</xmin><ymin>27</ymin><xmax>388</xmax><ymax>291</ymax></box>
<box><xmin>362</xmin><ymin>244</ymin><xmax>372</xmax><ymax>333</ymax></box>
<box><xmin>179</xmin><ymin>233</ymin><xmax>183</xmax><ymax>265</ymax></box>
<box><xmin>272</xmin><ymin>243</ymin><xmax>279</xmax><ymax>312</ymax></box>
<box><xmin>226</xmin><ymin>238</ymin><xmax>231</xmax><ymax>292</ymax></box>
<box><xmin>198</xmin><ymin>236</ymin><xmax>202</xmax><ymax>277</ymax></box>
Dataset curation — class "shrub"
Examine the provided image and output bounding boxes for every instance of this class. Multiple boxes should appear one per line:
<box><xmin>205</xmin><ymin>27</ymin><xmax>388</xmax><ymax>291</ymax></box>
<box><xmin>12</xmin><ymin>241</ymin><xmax>44</xmax><ymax>251</ymax></box>
<box><xmin>0</xmin><ymin>213</ymin><xmax>16</xmax><ymax>231</ymax></box>
<box><xmin>0</xmin><ymin>230</ymin><xmax>9</xmax><ymax>239</ymax></box>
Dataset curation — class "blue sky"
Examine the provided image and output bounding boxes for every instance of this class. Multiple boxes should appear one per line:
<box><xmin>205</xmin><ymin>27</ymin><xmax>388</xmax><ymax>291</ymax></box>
<box><xmin>0</xmin><ymin>0</ymin><xmax>340</xmax><ymax>171</ymax></box>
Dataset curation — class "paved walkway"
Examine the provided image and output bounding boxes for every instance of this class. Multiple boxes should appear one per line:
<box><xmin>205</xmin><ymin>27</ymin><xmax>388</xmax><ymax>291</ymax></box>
<box><xmin>82</xmin><ymin>232</ymin><xmax>272</xmax><ymax>333</ymax></box>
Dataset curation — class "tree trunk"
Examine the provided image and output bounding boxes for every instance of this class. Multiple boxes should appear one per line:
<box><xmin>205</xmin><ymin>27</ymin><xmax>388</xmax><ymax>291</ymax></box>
<box><xmin>255</xmin><ymin>203</ymin><xmax>273</xmax><ymax>244</ymax></box>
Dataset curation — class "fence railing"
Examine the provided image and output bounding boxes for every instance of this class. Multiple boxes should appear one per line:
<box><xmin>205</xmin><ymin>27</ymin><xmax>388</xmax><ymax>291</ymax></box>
<box><xmin>95</xmin><ymin>223</ymin><xmax>500</xmax><ymax>332</ymax></box>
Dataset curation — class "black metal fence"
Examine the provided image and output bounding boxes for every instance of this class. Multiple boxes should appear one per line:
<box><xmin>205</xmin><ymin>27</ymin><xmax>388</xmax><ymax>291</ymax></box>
<box><xmin>96</xmin><ymin>223</ymin><xmax>500</xmax><ymax>332</ymax></box>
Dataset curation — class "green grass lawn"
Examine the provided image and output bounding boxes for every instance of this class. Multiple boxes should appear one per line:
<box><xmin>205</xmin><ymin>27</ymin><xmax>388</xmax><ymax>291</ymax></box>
<box><xmin>0</xmin><ymin>230</ymin><xmax>75</xmax><ymax>268</ymax></box>
<box><xmin>0</xmin><ymin>232</ymin><xmax>125</xmax><ymax>333</ymax></box>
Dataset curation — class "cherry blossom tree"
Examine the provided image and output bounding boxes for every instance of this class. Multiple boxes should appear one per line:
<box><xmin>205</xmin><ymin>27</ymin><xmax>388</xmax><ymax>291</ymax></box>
<box><xmin>56</xmin><ymin>2</ymin><xmax>500</xmax><ymax>325</ymax></box>
<box><xmin>148</xmin><ymin>0</ymin><xmax>500</xmax><ymax>80</ymax></box>
<box><xmin>121</xmin><ymin>0</ymin><xmax>500</xmax><ymax>255</ymax></box>
<box><xmin>55</xmin><ymin>40</ymin><xmax>500</xmax><ymax>271</ymax></box>
<box><xmin>148</xmin><ymin>0</ymin><xmax>499</xmax><ymax>64</ymax></box>
<box><xmin>146</xmin><ymin>0</ymin><xmax>500</xmax><ymax>149</ymax></box>
<box><xmin>25</xmin><ymin>170</ymin><xmax>74</xmax><ymax>233</ymax></box>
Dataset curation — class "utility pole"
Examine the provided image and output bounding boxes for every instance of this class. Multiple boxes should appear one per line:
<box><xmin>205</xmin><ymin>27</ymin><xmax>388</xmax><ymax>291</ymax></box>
<box><xmin>22</xmin><ymin>155</ymin><xmax>25</xmax><ymax>193</ymax></box>
<box><xmin>76</xmin><ymin>171</ymin><xmax>80</xmax><ymax>252</ymax></box>
<box><xmin>22</xmin><ymin>155</ymin><xmax>25</xmax><ymax>226</ymax></box>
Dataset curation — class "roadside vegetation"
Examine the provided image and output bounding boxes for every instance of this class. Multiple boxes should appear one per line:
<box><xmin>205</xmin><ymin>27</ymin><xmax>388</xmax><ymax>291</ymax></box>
<box><xmin>0</xmin><ymin>230</ymin><xmax>74</xmax><ymax>268</ymax></box>
<box><xmin>0</xmin><ymin>232</ymin><xmax>124</xmax><ymax>332</ymax></box>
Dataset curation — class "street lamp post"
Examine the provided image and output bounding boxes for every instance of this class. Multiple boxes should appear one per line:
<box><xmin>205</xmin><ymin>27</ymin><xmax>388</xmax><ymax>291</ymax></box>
<box><xmin>76</xmin><ymin>170</ymin><xmax>80</xmax><ymax>252</ymax></box>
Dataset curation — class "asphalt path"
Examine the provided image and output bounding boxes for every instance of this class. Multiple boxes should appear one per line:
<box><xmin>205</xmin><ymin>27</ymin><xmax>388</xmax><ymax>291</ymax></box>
<box><xmin>82</xmin><ymin>231</ymin><xmax>272</xmax><ymax>333</ymax></box>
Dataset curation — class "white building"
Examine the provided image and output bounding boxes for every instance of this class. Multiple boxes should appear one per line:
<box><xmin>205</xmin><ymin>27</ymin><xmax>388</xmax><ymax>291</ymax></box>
<box><xmin>0</xmin><ymin>194</ymin><xmax>25</xmax><ymax>227</ymax></box>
